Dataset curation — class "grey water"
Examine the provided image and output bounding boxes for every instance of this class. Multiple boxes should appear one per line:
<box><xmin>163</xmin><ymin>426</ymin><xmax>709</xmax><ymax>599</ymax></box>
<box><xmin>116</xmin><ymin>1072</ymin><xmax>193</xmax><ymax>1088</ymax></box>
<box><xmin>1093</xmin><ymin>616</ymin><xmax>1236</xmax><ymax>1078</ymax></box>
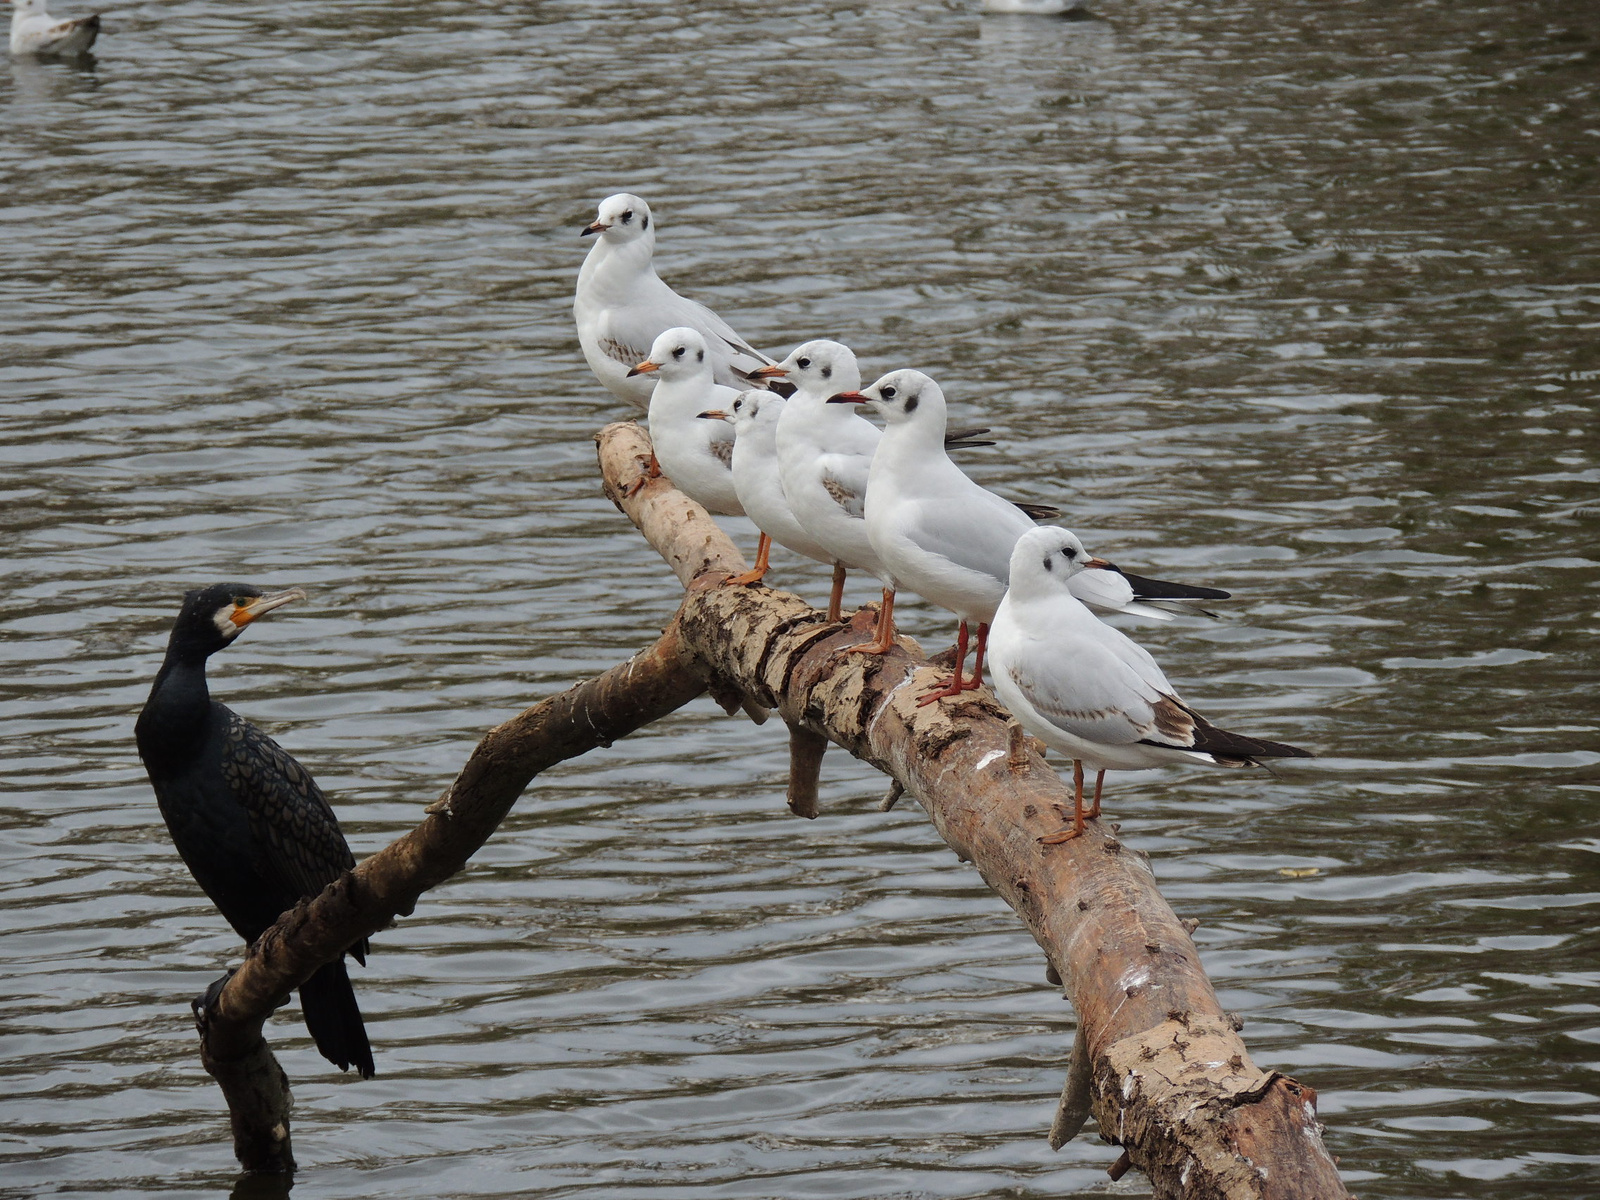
<box><xmin>2</xmin><ymin>0</ymin><xmax>1598</xmax><ymax>1196</ymax></box>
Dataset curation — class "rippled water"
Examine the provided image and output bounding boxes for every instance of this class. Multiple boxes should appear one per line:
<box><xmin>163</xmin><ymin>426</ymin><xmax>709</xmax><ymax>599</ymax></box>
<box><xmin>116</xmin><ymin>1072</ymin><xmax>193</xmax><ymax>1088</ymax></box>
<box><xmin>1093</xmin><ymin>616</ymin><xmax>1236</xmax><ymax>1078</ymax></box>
<box><xmin>4</xmin><ymin>0</ymin><xmax>1598</xmax><ymax>1196</ymax></box>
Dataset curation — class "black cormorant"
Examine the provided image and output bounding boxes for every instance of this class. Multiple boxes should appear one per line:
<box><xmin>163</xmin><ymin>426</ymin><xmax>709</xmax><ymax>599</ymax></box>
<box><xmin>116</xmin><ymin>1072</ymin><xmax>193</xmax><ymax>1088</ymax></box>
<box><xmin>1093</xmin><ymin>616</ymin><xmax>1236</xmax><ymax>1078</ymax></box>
<box><xmin>135</xmin><ymin>583</ymin><xmax>374</xmax><ymax>1078</ymax></box>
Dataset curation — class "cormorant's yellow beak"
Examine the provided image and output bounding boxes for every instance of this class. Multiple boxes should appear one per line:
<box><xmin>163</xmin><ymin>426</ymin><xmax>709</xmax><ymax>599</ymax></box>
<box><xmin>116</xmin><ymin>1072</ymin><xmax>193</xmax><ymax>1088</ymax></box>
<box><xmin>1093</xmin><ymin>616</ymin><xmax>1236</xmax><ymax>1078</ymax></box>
<box><xmin>231</xmin><ymin>588</ymin><xmax>307</xmax><ymax>627</ymax></box>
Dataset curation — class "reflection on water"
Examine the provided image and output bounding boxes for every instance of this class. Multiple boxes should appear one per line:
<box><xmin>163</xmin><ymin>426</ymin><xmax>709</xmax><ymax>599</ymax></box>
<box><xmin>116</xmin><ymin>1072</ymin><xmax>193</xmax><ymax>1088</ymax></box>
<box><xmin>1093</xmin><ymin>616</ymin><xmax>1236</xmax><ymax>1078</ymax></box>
<box><xmin>2</xmin><ymin>0</ymin><xmax>1597</xmax><ymax>1196</ymax></box>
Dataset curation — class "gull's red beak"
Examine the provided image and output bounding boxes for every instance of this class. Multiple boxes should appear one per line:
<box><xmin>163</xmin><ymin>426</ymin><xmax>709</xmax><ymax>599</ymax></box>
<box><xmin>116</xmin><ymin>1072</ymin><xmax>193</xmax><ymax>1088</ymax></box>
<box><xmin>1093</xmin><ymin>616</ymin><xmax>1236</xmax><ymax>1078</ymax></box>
<box><xmin>749</xmin><ymin>364</ymin><xmax>788</xmax><ymax>379</ymax></box>
<box><xmin>698</xmin><ymin>409</ymin><xmax>729</xmax><ymax>421</ymax></box>
<box><xmin>626</xmin><ymin>359</ymin><xmax>660</xmax><ymax>378</ymax></box>
<box><xmin>826</xmin><ymin>391</ymin><xmax>870</xmax><ymax>405</ymax></box>
<box><xmin>1084</xmin><ymin>556</ymin><xmax>1114</xmax><ymax>569</ymax></box>
<box><xmin>581</xmin><ymin>219</ymin><xmax>608</xmax><ymax>237</ymax></box>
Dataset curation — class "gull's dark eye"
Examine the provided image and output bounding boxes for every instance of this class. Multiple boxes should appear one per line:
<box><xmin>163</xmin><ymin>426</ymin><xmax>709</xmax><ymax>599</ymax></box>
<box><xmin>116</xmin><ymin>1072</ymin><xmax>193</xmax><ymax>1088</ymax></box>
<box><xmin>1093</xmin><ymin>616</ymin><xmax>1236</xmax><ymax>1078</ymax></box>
<box><xmin>733</xmin><ymin>398</ymin><xmax>743</xmax><ymax>411</ymax></box>
<box><xmin>672</xmin><ymin>345</ymin><xmax>686</xmax><ymax>359</ymax></box>
<box><xmin>1062</xmin><ymin>547</ymin><xmax>1077</xmax><ymax>560</ymax></box>
<box><xmin>796</xmin><ymin>356</ymin><xmax>811</xmax><ymax>370</ymax></box>
<box><xmin>622</xmin><ymin>210</ymin><xmax>634</xmax><ymax>223</ymax></box>
<box><xmin>881</xmin><ymin>386</ymin><xmax>897</xmax><ymax>400</ymax></box>
<box><xmin>904</xmin><ymin>394</ymin><xmax>919</xmax><ymax>413</ymax></box>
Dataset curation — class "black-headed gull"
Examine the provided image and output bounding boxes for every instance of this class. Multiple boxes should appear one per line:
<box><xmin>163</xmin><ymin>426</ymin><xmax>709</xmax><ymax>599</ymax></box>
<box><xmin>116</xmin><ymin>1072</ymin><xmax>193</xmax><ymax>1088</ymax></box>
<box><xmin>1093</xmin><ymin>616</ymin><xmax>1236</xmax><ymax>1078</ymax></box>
<box><xmin>574</xmin><ymin>193</ymin><xmax>779</xmax><ymax>411</ymax></box>
<box><xmin>990</xmin><ymin>527</ymin><xmax>1310</xmax><ymax>841</ymax></box>
<box><xmin>627</xmin><ymin>328</ymin><xmax>742</xmax><ymax>517</ymax></box>
<box><xmin>10</xmin><ymin>0</ymin><xmax>99</xmax><ymax>56</ymax></box>
<box><xmin>699</xmin><ymin>391</ymin><xmax>835</xmax><ymax>588</ymax></box>
<box><xmin>757</xmin><ymin>340</ymin><xmax>888</xmax><ymax>622</ymax></box>
<box><xmin>834</xmin><ymin>369</ymin><xmax>1229</xmax><ymax>703</ymax></box>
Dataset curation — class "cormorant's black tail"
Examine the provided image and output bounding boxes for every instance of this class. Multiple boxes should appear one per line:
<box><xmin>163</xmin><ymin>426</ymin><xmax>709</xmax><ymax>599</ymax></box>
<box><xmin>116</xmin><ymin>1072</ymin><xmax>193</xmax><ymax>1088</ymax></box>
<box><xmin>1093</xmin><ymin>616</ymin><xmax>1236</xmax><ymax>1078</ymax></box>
<box><xmin>299</xmin><ymin>957</ymin><xmax>374</xmax><ymax>1079</ymax></box>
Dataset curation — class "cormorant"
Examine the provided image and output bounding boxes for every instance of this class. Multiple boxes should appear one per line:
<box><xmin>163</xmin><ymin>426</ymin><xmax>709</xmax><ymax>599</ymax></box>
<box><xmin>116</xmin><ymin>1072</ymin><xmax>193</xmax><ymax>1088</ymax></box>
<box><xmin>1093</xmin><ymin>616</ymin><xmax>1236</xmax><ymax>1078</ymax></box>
<box><xmin>135</xmin><ymin>583</ymin><xmax>374</xmax><ymax>1078</ymax></box>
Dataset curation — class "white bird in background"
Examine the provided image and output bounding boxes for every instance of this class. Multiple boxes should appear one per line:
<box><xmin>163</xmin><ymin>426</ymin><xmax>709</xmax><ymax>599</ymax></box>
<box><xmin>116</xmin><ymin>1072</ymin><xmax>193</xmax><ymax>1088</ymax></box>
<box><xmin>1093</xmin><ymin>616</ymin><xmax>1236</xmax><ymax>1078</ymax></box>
<box><xmin>759</xmin><ymin>340</ymin><xmax>886</xmax><ymax>622</ymax></box>
<box><xmin>627</xmin><ymin>327</ymin><xmax>743</xmax><ymax>517</ymax></box>
<box><xmin>699</xmin><ymin>391</ymin><xmax>835</xmax><ymax>588</ymax></box>
<box><xmin>981</xmin><ymin>0</ymin><xmax>1089</xmax><ymax>16</ymax></box>
<box><xmin>836</xmin><ymin>369</ymin><xmax>1229</xmax><ymax>704</ymax></box>
<box><xmin>10</xmin><ymin>0</ymin><xmax>99</xmax><ymax>56</ymax></box>
<box><xmin>574</xmin><ymin>193</ymin><xmax>781</xmax><ymax>411</ymax></box>
<box><xmin>989</xmin><ymin>526</ymin><xmax>1311</xmax><ymax>842</ymax></box>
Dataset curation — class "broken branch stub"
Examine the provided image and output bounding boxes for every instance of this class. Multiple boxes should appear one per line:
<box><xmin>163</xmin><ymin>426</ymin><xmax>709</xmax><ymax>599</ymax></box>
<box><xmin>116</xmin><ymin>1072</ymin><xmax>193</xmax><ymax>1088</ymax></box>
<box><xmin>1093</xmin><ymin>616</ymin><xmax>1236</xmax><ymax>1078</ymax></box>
<box><xmin>597</xmin><ymin>421</ymin><xmax>1348</xmax><ymax>1200</ymax></box>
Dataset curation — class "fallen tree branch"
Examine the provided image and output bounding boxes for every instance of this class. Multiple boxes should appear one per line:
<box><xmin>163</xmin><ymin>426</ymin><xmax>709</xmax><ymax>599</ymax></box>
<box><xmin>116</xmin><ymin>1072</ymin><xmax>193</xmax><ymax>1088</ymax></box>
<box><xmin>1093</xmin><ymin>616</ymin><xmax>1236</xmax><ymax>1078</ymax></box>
<box><xmin>595</xmin><ymin>420</ymin><xmax>1349</xmax><ymax>1200</ymax></box>
<box><xmin>195</xmin><ymin>622</ymin><xmax>708</xmax><ymax>1173</ymax></box>
<box><xmin>185</xmin><ymin>416</ymin><xmax>1346</xmax><ymax>1200</ymax></box>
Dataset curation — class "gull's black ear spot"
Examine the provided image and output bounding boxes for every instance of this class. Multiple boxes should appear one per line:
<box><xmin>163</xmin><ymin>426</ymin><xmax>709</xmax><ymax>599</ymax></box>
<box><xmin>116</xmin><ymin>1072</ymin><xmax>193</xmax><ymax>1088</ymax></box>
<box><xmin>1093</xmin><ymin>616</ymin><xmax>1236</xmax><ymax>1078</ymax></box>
<box><xmin>905</xmin><ymin>394</ymin><xmax>919</xmax><ymax>414</ymax></box>
<box><xmin>821</xmin><ymin>366</ymin><xmax>832</xmax><ymax>379</ymax></box>
<box><xmin>1043</xmin><ymin>556</ymin><xmax>1054</xmax><ymax>573</ymax></box>
<box><xmin>641</xmin><ymin>213</ymin><xmax>649</xmax><ymax>230</ymax></box>
<box><xmin>696</xmin><ymin>349</ymin><xmax>704</xmax><ymax>362</ymax></box>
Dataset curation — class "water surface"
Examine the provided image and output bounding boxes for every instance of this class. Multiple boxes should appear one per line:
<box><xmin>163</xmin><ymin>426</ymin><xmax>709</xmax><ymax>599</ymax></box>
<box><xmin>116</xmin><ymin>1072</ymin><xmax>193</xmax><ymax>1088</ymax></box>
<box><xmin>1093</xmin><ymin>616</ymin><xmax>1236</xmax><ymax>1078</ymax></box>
<box><xmin>3</xmin><ymin>1</ymin><xmax>1598</xmax><ymax>1196</ymax></box>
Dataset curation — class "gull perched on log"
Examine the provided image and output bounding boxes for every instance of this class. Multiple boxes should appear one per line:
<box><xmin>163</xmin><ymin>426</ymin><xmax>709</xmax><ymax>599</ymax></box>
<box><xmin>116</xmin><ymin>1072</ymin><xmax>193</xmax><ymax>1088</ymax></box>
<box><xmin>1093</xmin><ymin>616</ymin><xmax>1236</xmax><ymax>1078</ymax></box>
<box><xmin>574</xmin><ymin>193</ymin><xmax>781</xmax><ymax>411</ymax></box>
<box><xmin>758</xmin><ymin>340</ymin><xmax>889</xmax><ymax>622</ymax></box>
<box><xmin>990</xmin><ymin>526</ymin><xmax>1311</xmax><ymax>842</ymax></box>
<box><xmin>834</xmin><ymin>369</ymin><xmax>1228</xmax><ymax>703</ymax></box>
<box><xmin>10</xmin><ymin>0</ymin><xmax>99</xmax><ymax>56</ymax></box>
<box><xmin>627</xmin><ymin>327</ymin><xmax>742</xmax><ymax>517</ymax></box>
<box><xmin>700</xmin><ymin>391</ymin><xmax>834</xmax><ymax>588</ymax></box>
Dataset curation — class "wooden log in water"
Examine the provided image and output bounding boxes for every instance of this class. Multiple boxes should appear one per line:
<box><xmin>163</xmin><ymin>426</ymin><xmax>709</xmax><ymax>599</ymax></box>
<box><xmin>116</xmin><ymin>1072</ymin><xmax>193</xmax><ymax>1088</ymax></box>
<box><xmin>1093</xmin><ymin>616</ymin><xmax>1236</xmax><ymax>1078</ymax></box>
<box><xmin>599</xmin><ymin>420</ymin><xmax>1349</xmax><ymax>1200</ymax></box>
<box><xmin>186</xmin><ymin>418</ymin><xmax>1346</xmax><ymax>1199</ymax></box>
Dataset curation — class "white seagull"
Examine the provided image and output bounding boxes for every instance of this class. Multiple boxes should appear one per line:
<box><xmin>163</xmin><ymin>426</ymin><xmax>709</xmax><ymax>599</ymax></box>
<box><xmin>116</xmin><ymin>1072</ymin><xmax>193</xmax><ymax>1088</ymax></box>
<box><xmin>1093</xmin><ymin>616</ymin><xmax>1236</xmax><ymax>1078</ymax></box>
<box><xmin>627</xmin><ymin>328</ymin><xmax>743</xmax><ymax>517</ymax></box>
<box><xmin>759</xmin><ymin>340</ymin><xmax>888</xmax><ymax>622</ymax></box>
<box><xmin>835</xmin><ymin>369</ymin><xmax>1229</xmax><ymax>703</ymax></box>
<box><xmin>699</xmin><ymin>391</ymin><xmax>835</xmax><ymax>588</ymax></box>
<box><xmin>574</xmin><ymin>193</ymin><xmax>778</xmax><ymax>411</ymax></box>
<box><xmin>10</xmin><ymin>0</ymin><xmax>99</xmax><ymax>56</ymax></box>
<box><xmin>990</xmin><ymin>526</ymin><xmax>1311</xmax><ymax>842</ymax></box>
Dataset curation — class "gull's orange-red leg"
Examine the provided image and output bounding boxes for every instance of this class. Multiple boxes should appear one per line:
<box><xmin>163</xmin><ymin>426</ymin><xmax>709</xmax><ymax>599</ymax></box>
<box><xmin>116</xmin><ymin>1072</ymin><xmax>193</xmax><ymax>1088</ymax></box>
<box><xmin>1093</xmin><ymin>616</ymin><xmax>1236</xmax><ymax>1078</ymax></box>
<box><xmin>850</xmin><ymin>588</ymin><xmax>897</xmax><ymax>655</ymax></box>
<box><xmin>826</xmin><ymin>563</ymin><xmax>847</xmax><ymax>622</ymax></box>
<box><xmin>918</xmin><ymin>621</ymin><xmax>970</xmax><ymax>706</ymax></box>
<box><xmin>964</xmin><ymin>622</ymin><xmax>990</xmax><ymax>691</ymax></box>
<box><xmin>726</xmin><ymin>532</ymin><xmax>772</xmax><ymax>588</ymax></box>
<box><xmin>1088</xmin><ymin>770</ymin><xmax>1104</xmax><ymax>820</ymax></box>
<box><xmin>623</xmin><ymin>452</ymin><xmax>661</xmax><ymax>497</ymax></box>
<box><xmin>1039</xmin><ymin>760</ymin><xmax>1087</xmax><ymax>844</ymax></box>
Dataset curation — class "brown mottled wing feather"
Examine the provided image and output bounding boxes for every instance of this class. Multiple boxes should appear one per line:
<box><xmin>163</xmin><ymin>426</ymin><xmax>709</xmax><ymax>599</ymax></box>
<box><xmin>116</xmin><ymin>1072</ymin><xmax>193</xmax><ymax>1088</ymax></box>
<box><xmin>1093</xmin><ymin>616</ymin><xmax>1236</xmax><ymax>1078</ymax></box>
<box><xmin>822</xmin><ymin>472</ymin><xmax>863</xmax><ymax>518</ymax></box>
<box><xmin>600</xmin><ymin>336</ymin><xmax>648</xmax><ymax>367</ymax></box>
<box><xmin>220</xmin><ymin>713</ymin><xmax>367</xmax><ymax>960</ymax></box>
<box><xmin>710</xmin><ymin>437</ymin><xmax>734</xmax><ymax>468</ymax></box>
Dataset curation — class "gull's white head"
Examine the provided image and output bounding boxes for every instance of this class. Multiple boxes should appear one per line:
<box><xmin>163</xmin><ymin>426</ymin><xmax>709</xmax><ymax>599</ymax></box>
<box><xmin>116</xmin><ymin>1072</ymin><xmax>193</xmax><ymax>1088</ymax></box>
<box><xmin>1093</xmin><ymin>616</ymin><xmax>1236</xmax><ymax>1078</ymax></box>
<box><xmin>13</xmin><ymin>0</ymin><xmax>48</xmax><ymax>13</ymax></box>
<box><xmin>1007</xmin><ymin>527</ymin><xmax>1114</xmax><ymax>601</ymax></box>
<box><xmin>714</xmin><ymin>389</ymin><xmax>780</xmax><ymax>436</ymax></box>
<box><xmin>759</xmin><ymin>339</ymin><xmax>860</xmax><ymax>398</ymax></box>
<box><xmin>630</xmin><ymin>327</ymin><xmax>711</xmax><ymax>383</ymax></box>
<box><xmin>830</xmin><ymin>369</ymin><xmax>946</xmax><ymax>430</ymax></box>
<box><xmin>582</xmin><ymin>193</ymin><xmax>654</xmax><ymax>245</ymax></box>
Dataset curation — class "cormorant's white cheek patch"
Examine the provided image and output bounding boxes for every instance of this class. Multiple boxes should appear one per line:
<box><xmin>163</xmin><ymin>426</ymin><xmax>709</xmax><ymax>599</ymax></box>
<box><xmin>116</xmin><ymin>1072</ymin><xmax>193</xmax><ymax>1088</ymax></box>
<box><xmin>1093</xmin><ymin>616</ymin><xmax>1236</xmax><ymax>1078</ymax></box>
<box><xmin>213</xmin><ymin>606</ymin><xmax>245</xmax><ymax>636</ymax></box>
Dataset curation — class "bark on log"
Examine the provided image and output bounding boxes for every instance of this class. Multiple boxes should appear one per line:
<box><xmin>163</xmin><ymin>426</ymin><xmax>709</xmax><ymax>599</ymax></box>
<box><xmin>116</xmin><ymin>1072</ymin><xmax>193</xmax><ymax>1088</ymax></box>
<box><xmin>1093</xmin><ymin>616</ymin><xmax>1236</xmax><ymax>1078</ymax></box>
<box><xmin>594</xmin><ymin>421</ymin><xmax>1349</xmax><ymax>1200</ymax></box>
